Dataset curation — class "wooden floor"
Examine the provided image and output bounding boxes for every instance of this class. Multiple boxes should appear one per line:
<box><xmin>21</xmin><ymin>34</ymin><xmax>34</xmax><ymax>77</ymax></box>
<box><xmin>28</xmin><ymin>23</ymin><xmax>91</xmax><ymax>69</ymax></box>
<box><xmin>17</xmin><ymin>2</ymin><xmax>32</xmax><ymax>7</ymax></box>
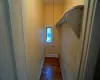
<box><xmin>40</xmin><ymin>57</ymin><xmax>62</xmax><ymax>80</ymax></box>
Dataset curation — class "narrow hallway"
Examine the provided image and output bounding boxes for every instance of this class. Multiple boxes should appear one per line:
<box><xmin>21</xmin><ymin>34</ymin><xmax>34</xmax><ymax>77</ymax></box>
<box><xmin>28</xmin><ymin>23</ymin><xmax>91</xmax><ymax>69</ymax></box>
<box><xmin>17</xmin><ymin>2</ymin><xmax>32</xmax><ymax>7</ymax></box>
<box><xmin>40</xmin><ymin>57</ymin><xmax>62</xmax><ymax>80</ymax></box>
<box><xmin>0</xmin><ymin>0</ymin><xmax>85</xmax><ymax>80</ymax></box>
<box><xmin>1</xmin><ymin>0</ymin><xmax>99</xmax><ymax>80</ymax></box>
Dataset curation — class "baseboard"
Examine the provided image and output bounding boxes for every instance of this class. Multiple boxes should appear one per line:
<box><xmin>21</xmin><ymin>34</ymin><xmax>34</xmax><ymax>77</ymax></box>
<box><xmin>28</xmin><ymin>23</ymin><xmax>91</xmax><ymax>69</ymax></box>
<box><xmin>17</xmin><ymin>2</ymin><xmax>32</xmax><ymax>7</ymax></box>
<box><xmin>38</xmin><ymin>58</ymin><xmax>44</xmax><ymax>80</ymax></box>
<box><xmin>45</xmin><ymin>53</ymin><xmax>59</xmax><ymax>58</ymax></box>
<box><xmin>60</xmin><ymin>64</ymin><xmax>66</xmax><ymax>80</ymax></box>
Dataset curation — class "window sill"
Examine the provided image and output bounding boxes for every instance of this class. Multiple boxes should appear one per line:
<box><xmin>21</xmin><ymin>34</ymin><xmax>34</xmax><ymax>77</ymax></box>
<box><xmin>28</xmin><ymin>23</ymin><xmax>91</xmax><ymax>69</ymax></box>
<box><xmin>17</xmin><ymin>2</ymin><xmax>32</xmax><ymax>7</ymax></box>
<box><xmin>44</xmin><ymin>42</ymin><xmax>54</xmax><ymax>46</ymax></box>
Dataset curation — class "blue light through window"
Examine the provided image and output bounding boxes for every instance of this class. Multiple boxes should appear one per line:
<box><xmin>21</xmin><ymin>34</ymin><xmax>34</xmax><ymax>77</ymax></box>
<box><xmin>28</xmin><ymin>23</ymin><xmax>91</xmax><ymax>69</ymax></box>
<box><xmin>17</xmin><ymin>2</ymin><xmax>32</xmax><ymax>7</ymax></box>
<box><xmin>46</xmin><ymin>27</ymin><xmax>52</xmax><ymax>43</ymax></box>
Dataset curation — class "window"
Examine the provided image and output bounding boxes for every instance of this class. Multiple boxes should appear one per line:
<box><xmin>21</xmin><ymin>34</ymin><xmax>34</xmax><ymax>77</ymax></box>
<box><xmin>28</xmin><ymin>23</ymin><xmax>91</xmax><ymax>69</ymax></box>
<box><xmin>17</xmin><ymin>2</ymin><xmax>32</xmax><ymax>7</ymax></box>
<box><xmin>46</xmin><ymin>27</ymin><xmax>53</xmax><ymax>43</ymax></box>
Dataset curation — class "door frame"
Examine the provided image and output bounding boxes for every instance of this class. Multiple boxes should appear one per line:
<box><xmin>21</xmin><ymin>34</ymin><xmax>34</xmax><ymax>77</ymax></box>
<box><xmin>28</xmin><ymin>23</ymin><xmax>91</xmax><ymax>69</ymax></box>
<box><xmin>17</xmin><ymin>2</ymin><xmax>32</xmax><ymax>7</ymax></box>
<box><xmin>78</xmin><ymin>0</ymin><xmax>100</xmax><ymax>80</ymax></box>
<box><xmin>6</xmin><ymin>0</ymin><xmax>28</xmax><ymax>80</ymax></box>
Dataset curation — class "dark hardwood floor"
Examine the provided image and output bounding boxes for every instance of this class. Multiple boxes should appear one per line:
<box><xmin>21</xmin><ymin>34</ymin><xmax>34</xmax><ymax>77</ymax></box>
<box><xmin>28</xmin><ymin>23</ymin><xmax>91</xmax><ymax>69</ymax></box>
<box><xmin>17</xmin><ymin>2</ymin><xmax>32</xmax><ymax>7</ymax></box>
<box><xmin>40</xmin><ymin>57</ymin><xmax>62</xmax><ymax>80</ymax></box>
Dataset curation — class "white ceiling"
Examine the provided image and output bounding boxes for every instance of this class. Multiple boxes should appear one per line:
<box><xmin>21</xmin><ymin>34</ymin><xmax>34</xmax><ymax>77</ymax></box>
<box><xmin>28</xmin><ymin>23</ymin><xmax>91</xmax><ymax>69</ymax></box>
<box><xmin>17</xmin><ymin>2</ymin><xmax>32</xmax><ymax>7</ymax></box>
<box><xmin>44</xmin><ymin>0</ymin><xmax>63</xmax><ymax>3</ymax></box>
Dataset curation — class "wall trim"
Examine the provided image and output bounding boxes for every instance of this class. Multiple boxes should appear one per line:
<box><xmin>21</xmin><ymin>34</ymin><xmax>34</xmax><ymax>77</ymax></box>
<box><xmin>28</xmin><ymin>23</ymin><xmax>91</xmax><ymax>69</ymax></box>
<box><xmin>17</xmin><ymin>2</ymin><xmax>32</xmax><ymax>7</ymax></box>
<box><xmin>38</xmin><ymin>58</ymin><xmax>44</xmax><ymax>80</ymax></box>
<box><xmin>45</xmin><ymin>53</ymin><xmax>59</xmax><ymax>57</ymax></box>
<box><xmin>61</xmin><ymin>66</ymin><xmax>66</xmax><ymax>80</ymax></box>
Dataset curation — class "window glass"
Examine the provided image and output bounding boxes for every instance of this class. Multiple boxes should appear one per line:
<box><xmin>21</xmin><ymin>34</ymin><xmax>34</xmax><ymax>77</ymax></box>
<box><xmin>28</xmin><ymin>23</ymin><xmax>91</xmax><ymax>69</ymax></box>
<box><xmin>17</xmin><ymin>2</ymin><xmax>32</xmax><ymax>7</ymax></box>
<box><xmin>46</xmin><ymin>27</ymin><xmax>52</xmax><ymax>43</ymax></box>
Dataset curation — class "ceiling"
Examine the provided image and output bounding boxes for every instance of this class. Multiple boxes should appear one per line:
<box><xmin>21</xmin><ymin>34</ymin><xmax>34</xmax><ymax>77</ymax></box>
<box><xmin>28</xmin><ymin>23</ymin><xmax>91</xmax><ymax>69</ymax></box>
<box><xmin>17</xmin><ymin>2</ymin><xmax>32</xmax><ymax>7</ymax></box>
<box><xmin>44</xmin><ymin>0</ymin><xmax>64</xmax><ymax>4</ymax></box>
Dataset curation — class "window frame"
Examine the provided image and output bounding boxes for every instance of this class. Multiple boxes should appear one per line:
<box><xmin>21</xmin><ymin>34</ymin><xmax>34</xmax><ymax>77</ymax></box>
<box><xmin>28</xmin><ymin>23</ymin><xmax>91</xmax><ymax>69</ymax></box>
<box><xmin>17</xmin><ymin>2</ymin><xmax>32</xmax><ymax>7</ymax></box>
<box><xmin>45</xmin><ymin>26</ymin><xmax>53</xmax><ymax>44</ymax></box>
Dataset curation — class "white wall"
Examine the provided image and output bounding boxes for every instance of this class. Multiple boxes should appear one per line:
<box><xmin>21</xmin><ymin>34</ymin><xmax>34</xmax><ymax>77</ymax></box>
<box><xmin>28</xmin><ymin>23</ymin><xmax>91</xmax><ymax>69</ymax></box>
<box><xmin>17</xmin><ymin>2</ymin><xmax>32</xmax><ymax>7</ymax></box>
<box><xmin>23</xmin><ymin>0</ymin><xmax>44</xmax><ymax>80</ymax></box>
<box><xmin>59</xmin><ymin>0</ymin><xmax>85</xmax><ymax>80</ymax></box>
<box><xmin>60</xmin><ymin>23</ymin><xmax>81</xmax><ymax>80</ymax></box>
<box><xmin>5</xmin><ymin>0</ymin><xmax>44</xmax><ymax>80</ymax></box>
<box><xmin>7</xmin><ymin>0</ymin><xmax>45</xmax><ymax>80</ymax></box>
<box><xmin>44</xmin><ymin>3</ymin><xmax>62</xmax><ymax>57</ymax></box>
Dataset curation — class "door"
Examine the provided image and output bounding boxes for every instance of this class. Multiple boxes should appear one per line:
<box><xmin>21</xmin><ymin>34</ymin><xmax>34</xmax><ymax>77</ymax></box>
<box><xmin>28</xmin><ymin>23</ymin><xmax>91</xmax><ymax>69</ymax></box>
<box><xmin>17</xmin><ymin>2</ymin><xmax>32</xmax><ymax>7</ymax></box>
<box><xmin>0</xmin><ymin>0</ymin><xmax>16</xmax><ymax>80</ymax></box>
